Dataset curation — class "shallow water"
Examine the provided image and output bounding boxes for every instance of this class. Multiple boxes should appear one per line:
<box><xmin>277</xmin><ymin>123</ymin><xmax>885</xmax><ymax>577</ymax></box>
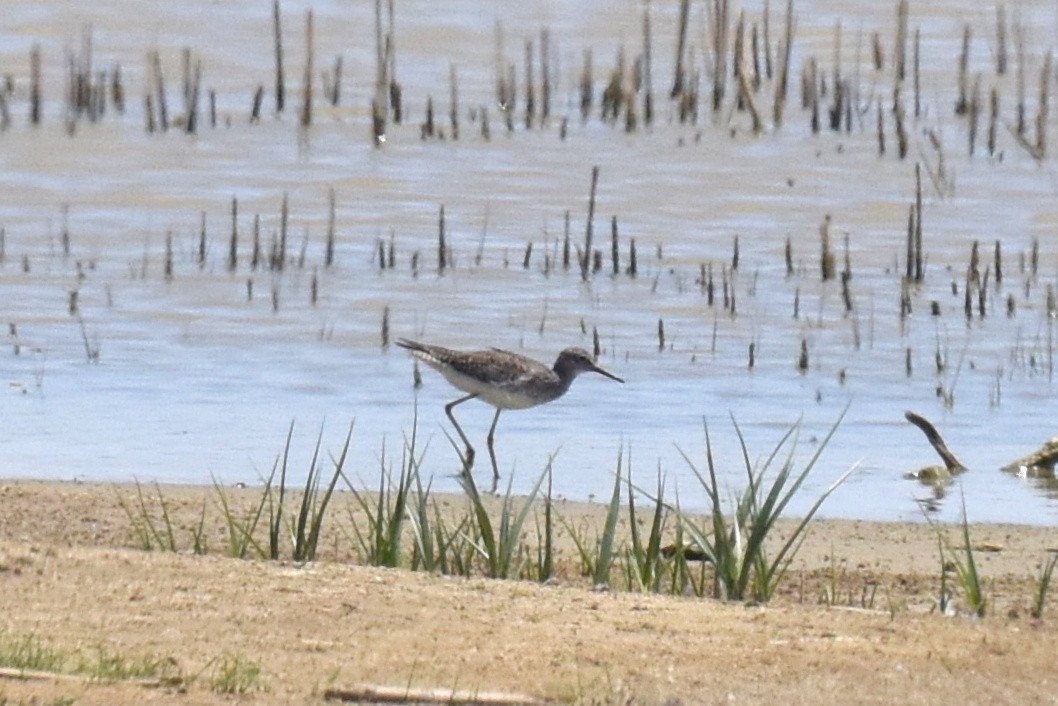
<box><xmin>2</xmin><ymin>1</ymin><xmax>1058</xmax><ymax>524</ymax></box>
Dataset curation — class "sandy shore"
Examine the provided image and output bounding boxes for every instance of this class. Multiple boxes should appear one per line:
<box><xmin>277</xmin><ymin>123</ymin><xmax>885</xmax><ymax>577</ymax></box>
<box><xmin>2</xmin><ymin>480</ymin><xmax>1057</xmax><ymax>705</ymax></box>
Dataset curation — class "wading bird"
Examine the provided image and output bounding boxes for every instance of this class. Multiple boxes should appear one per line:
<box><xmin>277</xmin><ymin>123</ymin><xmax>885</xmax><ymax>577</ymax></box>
<box><xmin>396</xmin><ymin>338</ymin><xmax>624</xmax><ymax>482</ymax></box>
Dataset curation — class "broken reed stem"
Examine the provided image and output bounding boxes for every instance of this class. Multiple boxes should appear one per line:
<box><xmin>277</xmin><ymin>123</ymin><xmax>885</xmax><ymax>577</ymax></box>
<box><xmin>773</xmin><ymin>0</ymin><xmax>793</xmax><ymax>127</ymax></box>
<box><xmin>820</xmin><ymin>214</ymin><xmax>834</xmax><ymax>281</ymax></box>
<box><xmin>30</xmin><ymin>44</ymin><xmax>42</xmax><ymax>125</ymax></box>
<box><xmin>325</xmin><ymin>187</ymin><xmax>336</xmax><ymax>267</ymax></box>
<box><xmin>671</xmin><ymin>0</ymin><xmax>689</xmax><ymax>99</ymax></box>
<box><xmin>642</xmin><ymin>7</ymin><xmax>653</xmax><ymax>125</ymax></box>
<box><xmin>955</xmin><ymin>24</ymin><xmax>970</xmax><ymax>116</ymax></box>
<box><xmin>276</xmin><ymin>193</ymin><xmax>288</xmax><ymax>271</ymax></box>
<box><xmin>581</xmin><ymin>166</ymin><xmax>599</xmax><ymax>282</ymax></box>
<box><xmin>524</xmin><ymin>40</ymin><xmax>534</xmax><ymax>129</ymax></box>
<box><xmin>437</xmin><ymin>204</ymin><xmax>446</xmax><ymax>274</ymax></box>
<box><xmin>711</xmin><ymin>0</ymin><xmax>730</xmax><ymax>112</ymax></box>
<box><xmin>198</xmin><ymin>211</ymin><xmax>207</xmax><ymax>269</ymax></box>
<box><xmin>300</xmin><ymin>9</ymin><xmax>314</xmax><ymax>127</ymax></box>
<box><xmin>273</xmin><ymin>0</ymin><xmax>285</xmax><ymax>112</ymax></box>
<box><xmin>228</xmin><ymin>197</ymin><xmax>238</xmax><ymax>272</ymax></box>
<box><xmin>610</xmin><ymin>216</ymin><xmax>619</xmax><ymax>275</ymax></box>
<box><xmin>914</xmin><ymin>162</ymin><xmax>923</xmax><ymax>282</ymax></box>
<box><xmin>1036</xmin><ymin>52</ymin><xmax>1051</xmax><ymax>158</ymax></box>
<box><xmin>449</xmin><ymin>64</ymin><xmax>459</xmax><ymax>140</ymax></box>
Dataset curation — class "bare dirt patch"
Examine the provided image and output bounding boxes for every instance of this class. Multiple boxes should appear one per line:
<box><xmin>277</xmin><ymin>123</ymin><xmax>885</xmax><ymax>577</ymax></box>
<box><xmin>1</xmin><ymin>480</ymin><xmax>1057</xmax><ymax>705</ymax></box>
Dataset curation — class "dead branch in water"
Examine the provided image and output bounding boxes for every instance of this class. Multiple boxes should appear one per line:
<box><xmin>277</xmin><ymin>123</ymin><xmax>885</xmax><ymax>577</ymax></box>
<box><xmin>904</xmin><ymin>411</ymin><xmax>965</xmax><ymax>472</ymax></box>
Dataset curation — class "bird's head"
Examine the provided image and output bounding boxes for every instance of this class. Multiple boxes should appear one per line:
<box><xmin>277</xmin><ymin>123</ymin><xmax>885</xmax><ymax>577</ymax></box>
<box><xmin>554</xmin><ymin>347</ymin><xmax>624</xmax><ymax>383</ymax></box>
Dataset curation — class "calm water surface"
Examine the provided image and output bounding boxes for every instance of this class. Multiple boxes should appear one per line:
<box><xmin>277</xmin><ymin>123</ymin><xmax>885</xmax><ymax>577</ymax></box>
<box><xmin>2</xmin><ymin>1</ymin><xmax>1058</xmax><ymax>524</ymax></box>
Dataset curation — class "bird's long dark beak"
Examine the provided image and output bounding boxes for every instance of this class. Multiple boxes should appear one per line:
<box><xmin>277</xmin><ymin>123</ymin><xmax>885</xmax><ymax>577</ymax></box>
<box><xmin>591</xmin><ymin>362</ymin><xmax>624</xmax><ymax>383</ymax></box>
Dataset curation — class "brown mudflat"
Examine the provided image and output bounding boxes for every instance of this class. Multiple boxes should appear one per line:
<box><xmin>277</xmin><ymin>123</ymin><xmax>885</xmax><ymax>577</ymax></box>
<box><xmin>1</xmin><ymin>480</ymin><xmax>1057</xmax><ymax>705</ymax></box>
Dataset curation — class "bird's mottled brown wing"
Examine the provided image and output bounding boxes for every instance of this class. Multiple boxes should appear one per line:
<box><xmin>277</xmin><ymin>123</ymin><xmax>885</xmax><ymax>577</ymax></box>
<box><xmin>442</xmin><ymin>347</ymin><xmax>549</xmax><ymax>387</ymax></box>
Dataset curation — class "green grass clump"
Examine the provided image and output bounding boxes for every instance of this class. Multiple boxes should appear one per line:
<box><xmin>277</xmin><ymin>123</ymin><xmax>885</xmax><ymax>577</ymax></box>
<box><xmin>927</xmin><ymin>494</ymin><xmax>986</xmax><ymax>617</ymax></box>
<box><xmin>461</xmin><ymin>456</ymin><xmax>552</xmax><ymax>580</ymax></box>
<box><xmin>206</xmin><ymin>653</ymin><xmax>262</xmax><ymax>695</ymax></box>
<box><xmin>75</xmin><ymin>646</ymin><xmax>182</xmax><ymax>684</ymax></box>
<box><xmin>0</xmin><ymin>632</ymin><xmax>65</xmax><ymax>673</ymax></box>
<box><xmin>675</xmin><ymin>409</ymin><xmax>854</xmax><ymax>602</ymax></box>
<box><xmin>116</xmin><ymin>480</ymin><xmax>177</xmax><ymax>552</ymax></box>
<box><xmin>1032</xmin><ymin>550</ymin><xmax>1058</xmax><ymax>619</ymax></box>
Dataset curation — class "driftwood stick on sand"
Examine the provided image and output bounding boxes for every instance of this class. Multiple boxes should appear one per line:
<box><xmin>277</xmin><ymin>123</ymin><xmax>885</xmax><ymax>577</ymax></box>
<box><xmin>323</xmin><ymin>684</ymin><xmax>544</xmax><ymax>705</ymax></box>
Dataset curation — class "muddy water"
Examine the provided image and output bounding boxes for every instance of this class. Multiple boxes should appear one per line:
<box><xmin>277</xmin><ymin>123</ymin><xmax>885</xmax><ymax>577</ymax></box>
<box><xmin>2</xmin><ymin>1</ymin><xmax>1058</xmax><ymax>524</ymax></box>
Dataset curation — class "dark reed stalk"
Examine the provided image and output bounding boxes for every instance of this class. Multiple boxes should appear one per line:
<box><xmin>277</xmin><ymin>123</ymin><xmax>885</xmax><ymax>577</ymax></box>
<box><xmin>581</xmin><ymin>166</ymin><xmax>599</xmax><ymax>282</ymax></box>
<box><xmin>955</xmin><ymin>24</ymin><xmax>970</xmax><ymax>116</ymax></box>
<box><xmin>657</xmin><ymin>318</ymin><xmax>665</xmax><ymax>352</ymax></box>
<box><xmin>895</xmin><ymin>0</ymin><xmax>908</xmax><ymax>81</ymax></box>
<box><xmin>996</xmin><ymin>5</ymin><xmax>1008</xmax><ymax>74</ymax></box>
<box><xmin>905</xmin><ymin>348</ymin><xmax>912</xmax><ymax>377</ymax></box>
<box><xmin>494</xmin><ymin>20</ymin><xmax>508</xmax><ymax>112</ymax></box>
<box><xmin>522</xmin><ymin>242</ymin><xmax>532</xmax><ymax>269</ymax></box>
<box><xmin>228</xmin><ymin>197</ymin><xmax>238</xmax><ymax>272</ymax></box>
<box><xmin>1035</xmin><ymin>52</ymin><xmax>1051</xmax><ymax>159</ymax></box>
<box><xmin>784</xmin><ymin>236</ymin><xmax>793</xmax><ymax>276</ymax></box>
<box><xmin>310</xmin><ymin>268</ymin><xmax>318</xmax><ymax>305</ymax></box>
<box><xmin>732</xmin><ymin>234</ymin><xmax>740</xmax><ymax>271</ymax></box>
<box><xmin>798</xmin><ymin>338</ymin><xmax>808</xmax><ymax>372</ymax></box>
<box><xmin>913</xmin><ymin>27</ymin><xmax>921</xmax><ymax>118</ymax></box>
<box><xmin>186</xmin><ymin>58</ymin><xmax>201</xmax><ymax>134</ymax></box>
<box><xmin>271</xmin><ymin>195</ymin><xmax>288</xmax><ymax>271</ymax></box>
<box><xmin>872</xmin><ymin>31</ymin><xmax>883</xmax><ymax>71</ymax></box>
<box><xmin>877</xmin><ymin>102</ymin><xmax>886</xmax><ymax>155</ymax></box>
<box><xmin>30</xmin><ymin>44</ymin><xmax>42</xmax><ymax>125</ymax></box>
<box><xmin>592</xmin><ymin>327</ymin><xmax>601</xmax><ymax>359</ymax></box>
<box><xmin>562</xmin><ymin>210</ymin><xmax>570</xmax><ymax>269</ymax></box>
<box><xmin>628</xmin><ymin>238</ymin><xmax>637</xmax><ymax>277</ymax></box>
<box><xmin>449</xmin><ymin>64</ymin><xmax>459</xmax><ymax>139</ymax></box>
<box><xmin>381</xmin><ymin>306</ymin><xmax>390</xmax><ymax>348</ymax></box>
<box><xmin>611</xmin><ymin>216</ymin><xmax>619</xmax><ymax>275</ymax></box>
<box><xmin>376</xmin><ymin>239</ymin><xmax>386</xmax><ymax>271</ymax></box>
<box><xmin>524</xmin><ymin>40</ymin><xmax>534</xmax><ymax>129</ymax></box>
<box><xmin>707</xmin><ymin>263</ymin><xmax>715</xmax><ymax>306</ymax></box>
<box><xmin>152</xmin><ymin>50</ymin><xmax>168</xmax><ymax>131</ymax></box>
<box><xmin>1016</xmin><ymin>20</ymin><xmax>1026</xmax><ymax>136</ymax></box>
<box><xmin>808</xmin><ymin>58</ymin><xmax>820</xmax><ymax>133</ymax></box>
<box><xmin>671</xmin><ymin>0</ymin><xmax>690</xmax><ymax>99</ymax></box>
<box><xmin>763</xmin><ymin>0</ymin><xmax>773</xmax><ymax>79</ymax></box>
<box><xmin>994</xmin><ymin>240</ymin><xmax>1002</xmax><ymax>287</ymax></box>
<box><xmin>437</xmin><ymin>205</ymin><xmax>446</xmax><ymax>274</ymax></box>
<box><xmin>325</xmin><ymin>188</ymin><xmax>336</xmax><ymax>267</ymax></box>
<box><xmin>198</xmin><ymin>212</ymin><xmax>207</xmax><ymax>269</ymax></box>
<box><xmin>300</xmin><ymin>9</ymin><xmax>314</xmax><ymax>127</ymax></box>
<box><xmin>820</xmin><ymin>214</ymin><xmax>834</xmax><ymax>281</ymax></box>
<box><xmin>710</xmin><ymin>0</ymin><xmax>729</xmax><ymax>111</ymax></box>
<box><xmin>987</xmin><ymin>86</ymin><xmax>999</xmax><ymax>156</ymax></box>
<box><xmin>250</xmin><ymin>85</ymin><xmax>264</xmax><ymax>123</ymax></box>
<box><xmin>0</xmin><ymin>89</ymin><xmax>10</xmax><ymax>131</ymax></box>
<box><xmin>894</xmin><ymin>84</ymin><xmax>908</xmax><ymax>157</ymax></box>
<box><xmin>905</xmin><ymin>205</ymin><xmax>914</xmax><ymax>281</ymax></box>
<box><xmin>208</xmin><ymin>89</ymin><xmax>216</xmax><ymax>128</ymax></box>
<box><xmin>748</xmin><ymin>342</ymin><xmax>755</xmax><ymax>369</ymax></box>
<box><xmin>251</xmin><ymin>214</ymin><xmax>261</xmax><ymax>270</ymax></box>
<box><xmin>164</xmin><ymin>232</ymin><xmax>173</xmax><ymax>281</ymax></box>
<box><xmin>914</xmin><ymin>163</ymin><xmax>923</xmax><ymax>281</ymax></box>
<box><xmin>540</xmin><ymin>28</ymin><xmax>551</xmax><ymax>124</ymax></box>
<box><xmin>642</xmin><ymin>6</ymin><xmax>653</xmax><ymax>125</ymax></box>
<box><xmin>580</xmin><ymin>49</ymin><xmax>593</xmax><ymax>122</ymax></box>
<box><xmin>273</xmin><ymin>0</ymin><xmax>285</xmax><ymax>112</ymax></box>
<box><xmin>60</xmin><ymin>205</ymin><xmax>70</xmax><ymax>257</ymax></box>
<box><xmin>751</xmin><ymin>23</ymin><xmax>762</xmax><ymax>90</ymax></box>
<box><xmin>772</xmin><ymin>0</ymin><xmax>793</xmax><ymax>127</ymax></box>
<box><xmin>968</xmin><ymin>73</ymin><xmax>980</xmax><ymax>156</ymax></box>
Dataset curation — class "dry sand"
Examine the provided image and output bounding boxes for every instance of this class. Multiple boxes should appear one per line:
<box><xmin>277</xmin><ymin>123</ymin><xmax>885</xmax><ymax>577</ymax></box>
<box><xmin>1</xmin><ymin>480</ymin><xmax>1057</xmax><ymax>705</ymax></box>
